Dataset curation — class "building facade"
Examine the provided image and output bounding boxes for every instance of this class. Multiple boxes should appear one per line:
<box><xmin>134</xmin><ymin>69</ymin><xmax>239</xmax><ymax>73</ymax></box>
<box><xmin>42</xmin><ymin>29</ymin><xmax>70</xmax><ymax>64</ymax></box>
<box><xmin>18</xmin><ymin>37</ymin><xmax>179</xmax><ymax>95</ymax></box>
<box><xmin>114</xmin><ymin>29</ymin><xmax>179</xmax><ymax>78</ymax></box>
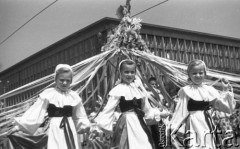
<box><xmin>0</xmin><ymin>17</ymin><xmax>240</xmax><ymax>107</ymax></box>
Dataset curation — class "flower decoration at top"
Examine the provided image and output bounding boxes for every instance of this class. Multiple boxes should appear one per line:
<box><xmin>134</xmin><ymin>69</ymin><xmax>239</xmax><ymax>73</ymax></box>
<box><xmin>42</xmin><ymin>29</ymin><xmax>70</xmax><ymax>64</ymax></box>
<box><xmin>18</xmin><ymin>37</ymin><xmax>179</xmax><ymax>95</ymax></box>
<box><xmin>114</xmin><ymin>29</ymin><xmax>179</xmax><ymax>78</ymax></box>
<box><xmin>101</xmin><ymin>0</ymin><xmax>150</xmax><ymax>53</ymax></box>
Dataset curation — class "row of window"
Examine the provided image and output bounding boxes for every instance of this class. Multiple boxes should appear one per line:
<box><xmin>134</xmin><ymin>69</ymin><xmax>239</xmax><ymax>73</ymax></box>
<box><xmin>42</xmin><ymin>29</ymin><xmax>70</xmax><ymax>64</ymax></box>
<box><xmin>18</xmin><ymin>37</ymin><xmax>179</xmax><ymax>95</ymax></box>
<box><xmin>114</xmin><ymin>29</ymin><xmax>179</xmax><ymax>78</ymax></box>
<box><xmin>145</xmin><ymin>35</ymin><xmax>240</xmax><ymax>72</ymax></box>
<box><xmin>145</xmin><ymin>35</ymin><xmax>240</xmax><ymax>58</ymax></box>
<box><xmin>148</xmin><ymin>49</ymin><xmax>240</xmax><ymax>72</ymax></box>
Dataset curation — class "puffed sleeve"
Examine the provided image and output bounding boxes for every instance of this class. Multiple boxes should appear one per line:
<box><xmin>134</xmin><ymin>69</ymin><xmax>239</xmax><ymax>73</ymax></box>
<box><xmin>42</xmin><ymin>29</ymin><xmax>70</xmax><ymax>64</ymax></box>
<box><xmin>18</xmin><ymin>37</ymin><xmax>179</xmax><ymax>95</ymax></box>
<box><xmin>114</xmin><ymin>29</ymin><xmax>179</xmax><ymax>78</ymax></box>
<box><xmin>140</xmin><ymin>84</ymin><xmax>161</xmax><ymax>124</ymax></box>
<box><xmin>94</xmin><ymin>95</ymin><xmax>120</xmax><ymax>132</ymax></box>
<box><xmin>14</xmin><ymin>96</ymin><xmax>49</xmax><ymax>135</ymax></box>
<box><xmin>212</xmin><ymin>89</ymin><xmax>236</xmax><ymax>114</ymax></box>
<box><xmin>167</xmin><ymin>88</ymin><xmax>190</xmax><ymax>148</ymax></box>
<box><xmin>72</xmin><ymin>93</ymin><xmax>90</xmax><ymax>134</ymax></box>
<box><xmin>143</xmin><ymin>96</ymin><xmax>161</xmax><ymax>123</ymax></box>
<box><xmin>169</xmin><ymin>88</ymin><xmax>189</xmax><ymax>128</ymax></box>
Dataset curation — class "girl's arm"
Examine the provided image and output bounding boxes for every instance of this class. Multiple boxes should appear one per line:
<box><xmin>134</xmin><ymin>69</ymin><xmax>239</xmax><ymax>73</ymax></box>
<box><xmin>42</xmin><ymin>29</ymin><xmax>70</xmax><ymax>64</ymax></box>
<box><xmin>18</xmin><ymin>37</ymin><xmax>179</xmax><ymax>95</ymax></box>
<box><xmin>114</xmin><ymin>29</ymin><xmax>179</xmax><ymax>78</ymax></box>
<box><xmin>13</xmin><ymin>96</ymin><xmax>49</xmax><ymax>135</ymax></box>
<box><xmin>142</xmin><ymin>87</ymin><xmax>162</xmax><ymax>125</ymax></box>
<box><xmin>138</xmin><ymin>79</ymin><xmax>171</xmax><ymax>125</ymax></box>
<box><xmin>211</xmin><ymin>81</ymin><xmax>236</xmax><ymax>114</ymax></box>
<box><xmin>94</xmin><ymin>95</ymin><xmax>120</xmax><ymax>132</ymax></box>
<box><xmin>212</xmin><ymin>90</ymin><xmax>235</xmax><ymax>114</ymax></box>
<box><xmin>72</xmin><ymin>96</ymin><xmax>90</xmax><ymax>134</ymax></box>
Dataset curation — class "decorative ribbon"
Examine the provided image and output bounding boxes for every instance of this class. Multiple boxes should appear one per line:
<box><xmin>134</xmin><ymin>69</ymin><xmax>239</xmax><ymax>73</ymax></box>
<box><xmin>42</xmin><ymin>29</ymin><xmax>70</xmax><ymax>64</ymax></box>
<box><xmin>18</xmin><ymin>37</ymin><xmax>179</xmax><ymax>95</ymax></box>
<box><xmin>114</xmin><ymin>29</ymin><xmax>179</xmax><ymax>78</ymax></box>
<box><xmin>187</xmin><ymin>98</ymin><xmax>217</xmax><ymax>146</ymax></box>
<box><xmin>131</xmin><ymin>98</ymin><xmax>155</xmax><ymax>149</ymax></box>
<box><xmin>60</xmin><ymin>116</ymin><xmax>76</xmax><ymax>149</ymax></box>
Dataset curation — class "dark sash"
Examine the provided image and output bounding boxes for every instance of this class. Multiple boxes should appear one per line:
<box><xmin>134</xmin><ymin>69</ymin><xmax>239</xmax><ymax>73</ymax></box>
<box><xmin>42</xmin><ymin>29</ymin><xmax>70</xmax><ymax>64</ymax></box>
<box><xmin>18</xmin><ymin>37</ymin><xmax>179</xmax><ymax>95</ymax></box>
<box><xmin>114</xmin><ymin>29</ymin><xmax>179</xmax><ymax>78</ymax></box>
<box><xmin>187</xmin><ymin>99</ymin><xmax>216</xmax><ymax>145</ymax></box>
<box><xmin>119</xmin><ymin>96</ymin><xmax>155</xmax><ymax>148</ymax></box>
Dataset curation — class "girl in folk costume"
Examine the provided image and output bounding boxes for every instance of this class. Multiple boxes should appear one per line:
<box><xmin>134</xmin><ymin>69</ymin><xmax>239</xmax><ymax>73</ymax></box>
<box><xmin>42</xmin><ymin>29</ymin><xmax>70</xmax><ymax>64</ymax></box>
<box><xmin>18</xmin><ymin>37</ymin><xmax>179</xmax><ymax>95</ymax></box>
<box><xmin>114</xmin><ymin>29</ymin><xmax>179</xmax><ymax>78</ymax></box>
<box><xmin>8</xmin><ymin>64</ymin><xmax>90</xmax><ymax>149</ymax></box>
<box><xmin>93</xmin><ymin>59</ymin><xmax>162</xmax><ymax>149</ymax></box>
<box><xmin>168</xmin><ymin>59</ymin><xmax>236</xmax><ymax>149</ymax></box>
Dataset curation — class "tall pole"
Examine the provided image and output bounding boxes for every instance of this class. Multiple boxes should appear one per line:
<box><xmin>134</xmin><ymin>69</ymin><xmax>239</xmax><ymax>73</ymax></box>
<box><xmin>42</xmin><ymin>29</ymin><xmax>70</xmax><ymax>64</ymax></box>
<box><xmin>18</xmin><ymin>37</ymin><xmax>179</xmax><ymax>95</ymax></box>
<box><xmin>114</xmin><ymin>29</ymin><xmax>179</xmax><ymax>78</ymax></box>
<box><xmin>126</xmin><ymin>0</ymin><xmax>131</xmax><ymax>16</ymax></box>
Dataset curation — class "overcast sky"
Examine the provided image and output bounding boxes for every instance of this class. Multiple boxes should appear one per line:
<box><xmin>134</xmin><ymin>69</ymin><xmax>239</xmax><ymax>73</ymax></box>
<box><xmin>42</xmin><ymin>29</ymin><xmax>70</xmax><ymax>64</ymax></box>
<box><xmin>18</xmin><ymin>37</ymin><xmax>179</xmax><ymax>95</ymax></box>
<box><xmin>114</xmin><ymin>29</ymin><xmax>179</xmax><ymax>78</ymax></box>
<box><xmin>0</xmin><ymin>0</ymin><xmax>240</xmax><ymax>72</ymax></box>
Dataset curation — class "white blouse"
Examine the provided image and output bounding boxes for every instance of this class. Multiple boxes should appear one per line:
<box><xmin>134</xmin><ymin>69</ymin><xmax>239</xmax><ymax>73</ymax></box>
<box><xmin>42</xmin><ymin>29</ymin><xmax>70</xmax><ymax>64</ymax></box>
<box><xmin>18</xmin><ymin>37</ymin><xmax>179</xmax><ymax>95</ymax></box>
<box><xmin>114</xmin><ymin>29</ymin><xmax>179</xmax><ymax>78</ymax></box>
<box><xmin>14</xmin><ymin>87</ymin><xmax>90</xmax><ymax>135</ymax></box>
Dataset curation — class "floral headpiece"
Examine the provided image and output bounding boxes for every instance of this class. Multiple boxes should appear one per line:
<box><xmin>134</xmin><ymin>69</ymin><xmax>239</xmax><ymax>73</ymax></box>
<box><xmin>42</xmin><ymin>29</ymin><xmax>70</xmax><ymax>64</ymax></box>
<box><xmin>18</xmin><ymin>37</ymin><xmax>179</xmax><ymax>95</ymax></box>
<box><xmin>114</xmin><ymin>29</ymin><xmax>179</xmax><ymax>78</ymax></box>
<box><xmin>101</xmin><ymin>5</ymin><xmax>150</xmax><ymax>53</ymax></box>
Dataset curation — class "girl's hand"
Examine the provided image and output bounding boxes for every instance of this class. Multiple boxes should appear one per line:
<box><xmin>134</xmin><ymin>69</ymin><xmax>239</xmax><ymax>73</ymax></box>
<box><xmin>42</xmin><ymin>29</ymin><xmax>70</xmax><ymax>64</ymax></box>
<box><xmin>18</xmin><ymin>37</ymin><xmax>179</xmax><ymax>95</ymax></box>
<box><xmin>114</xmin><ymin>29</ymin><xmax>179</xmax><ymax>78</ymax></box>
<box><xmin>89</xmin><ymin>123</ymin><xmax>101</xmax><ymax>139</ymax></box>
<box><xmin>90</xmin><ymin>123</ymin><xmax>100</xmax><ymax>134</ymax></box>
<box><xmin>221</xmin><ymin>78</ymin><xmax>232</xmax><ymax>91</ymax></box>
<box><xmin>7</xmin><ymin>126</ymin><xmax>19</xmax><ymax>135</ymax></box>
<box><xmin>160</xmin><ymin>110</ymin><xmax>172</xmax><ymax>118</ymax></box>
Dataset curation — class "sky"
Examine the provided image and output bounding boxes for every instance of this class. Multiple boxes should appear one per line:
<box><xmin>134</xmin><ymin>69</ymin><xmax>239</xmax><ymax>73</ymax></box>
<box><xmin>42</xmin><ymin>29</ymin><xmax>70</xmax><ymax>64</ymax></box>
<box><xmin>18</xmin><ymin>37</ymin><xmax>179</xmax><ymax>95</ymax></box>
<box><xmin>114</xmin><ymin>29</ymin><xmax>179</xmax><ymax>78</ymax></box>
<box><xmin>0</xmin><ymin>0</ymin><xmax>240</xmax><ymax>72</ymax></box>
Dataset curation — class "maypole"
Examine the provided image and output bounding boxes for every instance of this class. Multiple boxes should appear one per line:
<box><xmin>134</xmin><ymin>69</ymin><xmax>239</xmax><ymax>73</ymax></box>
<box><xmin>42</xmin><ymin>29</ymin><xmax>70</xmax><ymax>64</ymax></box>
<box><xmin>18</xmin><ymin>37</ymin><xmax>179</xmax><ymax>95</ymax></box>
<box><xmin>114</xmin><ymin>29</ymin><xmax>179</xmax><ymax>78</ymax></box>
<box><xmin>101</xmin><ymin>0</ymin><xmax>175</xmax><ymax>107</ymax></box>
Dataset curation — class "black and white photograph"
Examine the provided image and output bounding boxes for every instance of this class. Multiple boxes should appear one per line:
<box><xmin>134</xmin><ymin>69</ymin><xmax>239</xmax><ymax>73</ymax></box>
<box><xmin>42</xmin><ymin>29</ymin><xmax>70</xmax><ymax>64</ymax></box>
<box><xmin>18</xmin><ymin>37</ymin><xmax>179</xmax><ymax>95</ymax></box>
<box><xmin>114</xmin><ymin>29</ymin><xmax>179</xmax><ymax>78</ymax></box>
<box><xmin>0</xmin><ymin>0</ymin><xmax>240</xmax><ymax>149</ymax></box>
